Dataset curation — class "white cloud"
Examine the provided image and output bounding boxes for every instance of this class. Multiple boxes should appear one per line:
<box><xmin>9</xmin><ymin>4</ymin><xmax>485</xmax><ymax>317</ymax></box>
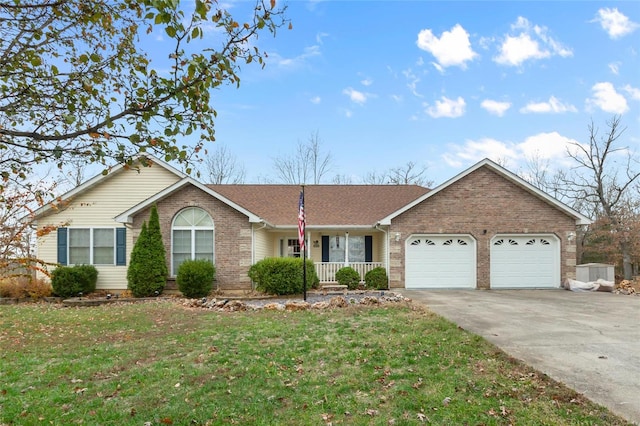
<box><xmin>481</xmin><ymin>99</ymin><xmax>511</xmax><ymax>116</ymax></box>
<box><xmin>344</xmin><ymin>109</ymin><xmax>352</xmax><ymax>118</ymax></box>
<box><xmin>270</xmin><ymin>45</ymin><xmax>321</xmax><ymax>69</ymax></box>
<box><xmin>520</xmin><ymin>96</ymin><xmax>577</xmax><ymax>114</ymax></box>
<box><xmin>623</xmin><ymin>84</ymin><xmax>640</xmax><ymax>100</ymax></box>
<box><xmin>360</xmin><ymin>78</ymin><xmax>373</xmax><ymax>86</ymax></box>
<box><xmin>608</xmin><ymin>62</ymin><xmax>621</xmax><ymax>75</ymax></box>
<box><xmin>416</xmin><ymin>24</ymin><xmax>478</xmax><ymax>69</ymax></box>
<box><xmin>342</xmin><ymin>87</ymin><xmax>370</xmax><ymax>105</ymax></box>
<box><xmin>494</xmin><ymin>17</ymin><xmax>572</xmax><ymax>67</ymax></box>
<box><xmin>402</xmin><ymin>68</ymin><xmax>422</xmax><ymax>98</ymax></box>
<box><xmin>316</xmin><ymin>32</ymin><xmax>329</xmax><ymax>44</ymax></box>
<box><xmin>310</xmin><ymin>96</ymin><xmax>321</xmax><ymax>104</ymax></box>
<box><xmin>586</xmin><ymin>82</ymin><xmax>629</xmax><ymax>114</ymax></box>
<box><xmin>443</xmin><ymin>132</ymin><xmax>582</xmax><ymax>169</ymax></box>
<box><xmin>425</xmin><ymin>96</ymin><xmax>466</xmax><ymax>118</ymax></box>
<box><xmin>517</xmin><ymin>132</ymin><xmax>581</xmax><ymax>161</ymax></box>
<box><xmin>443</xmin><ymin>138</ymin><xmax>518</xmax><ymax>167</ymax></box>
<box><xmin>593</xmin><ymin>8</ymin><xmax>639</xmax><ymax>39</ymax></box>
<box><xmin>391</xmin><ymin>94</ymin><xmax>403</xmax><ymax>103</ymax></box>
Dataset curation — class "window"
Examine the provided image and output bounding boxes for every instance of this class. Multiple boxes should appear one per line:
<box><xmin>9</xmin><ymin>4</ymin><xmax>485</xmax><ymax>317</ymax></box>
<box><xmin>321</xmin><ymin>235</ymin><xmax>373</xmax><ymax>263</ymax></box>
<box><xmin>59</xmin><ymin>228</ymin><xmax>124</xmax><ymax>266</ymax></box>
<box><xmin>280</xmin><ymin>239</ymin><xmax>301</xmax><ymax>258</ymax></box>
<box><xmin>171</xmin><ymin>207</ymin><xmax>214</xmax><ymax>274</ymax></box>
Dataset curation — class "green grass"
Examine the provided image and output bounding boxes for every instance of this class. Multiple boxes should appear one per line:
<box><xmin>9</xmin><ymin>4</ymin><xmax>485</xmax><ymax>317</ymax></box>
<box><xmin>0</xmin><ymin>301</ymin><xmax>630</xmax><ymax>425</ymax></box>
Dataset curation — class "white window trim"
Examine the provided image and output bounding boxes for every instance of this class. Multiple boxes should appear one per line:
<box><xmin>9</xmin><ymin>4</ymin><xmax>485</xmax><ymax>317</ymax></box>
<box><xmin>171</xmin><ymin>208</ymin><xmax>215</xmax><ymax>276</ymax></box>
<box><xmin>68</xmin><ymin>227</ymin><xmax>117</xmax><ymax>266</ymax></box>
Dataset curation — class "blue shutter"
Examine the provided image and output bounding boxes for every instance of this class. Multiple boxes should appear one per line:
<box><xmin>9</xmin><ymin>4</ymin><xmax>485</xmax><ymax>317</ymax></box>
<box><xmin>116</xmin><ymin>228</ymin><xmax>126</xmax><ymax>266</ymax></box>
<box><xmin>322</xmin><ymin>235</ymin><xmax>329</xmax><ymax>262</ymax></box>
<box><xmin>365</xmin><ymin>235</ymin><xmax>373</xmax><ymax>263</ymax></box>
<box><xmin>57</xmin><ymin>228</ymin><xmax>68</xmax><ymax>265</ymax></box>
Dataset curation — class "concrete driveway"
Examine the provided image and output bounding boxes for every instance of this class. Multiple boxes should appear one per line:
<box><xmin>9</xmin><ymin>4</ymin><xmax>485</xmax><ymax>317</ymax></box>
<box><xmin>397</xmin><ymin>289</ymin><xmax>640</xmax><ymax>425</ymax></box>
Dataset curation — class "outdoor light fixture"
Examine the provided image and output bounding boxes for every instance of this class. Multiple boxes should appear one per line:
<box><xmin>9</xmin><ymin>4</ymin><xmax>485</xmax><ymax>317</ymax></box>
<box><xmin>567</xmin><ymin>232</ymin><xmax>576</xmax><ymax>242</ymax></box>
<box><xmin>395</xmin><ymin>233</ymin><xmax>401</xmax><ymax>242</ymax></box>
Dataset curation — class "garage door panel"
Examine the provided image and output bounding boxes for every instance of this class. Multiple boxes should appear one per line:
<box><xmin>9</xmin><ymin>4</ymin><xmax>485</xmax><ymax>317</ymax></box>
<box><xmin>491</xmin><ymin>236</ymin><xmax>559</xmax><ymax>288</ymax></box>
<box><xmin>406</xmin><ymin>236</ymin><xmax>475</xmax><ymax>289</ymax></box>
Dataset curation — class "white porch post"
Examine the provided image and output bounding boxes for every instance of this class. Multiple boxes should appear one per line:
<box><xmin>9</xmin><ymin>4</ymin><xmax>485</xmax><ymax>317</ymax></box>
<box><xmin>345</xmin><ymin>232</ymin><xmax>349</xmax><ymax>266</ymax></box>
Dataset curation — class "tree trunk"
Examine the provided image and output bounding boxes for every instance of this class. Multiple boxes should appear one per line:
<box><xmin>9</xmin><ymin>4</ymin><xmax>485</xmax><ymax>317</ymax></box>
<box><xmin>621</xmin><ymin>243</ymin><xmax>633</xmax><ymax>280</ymax></box>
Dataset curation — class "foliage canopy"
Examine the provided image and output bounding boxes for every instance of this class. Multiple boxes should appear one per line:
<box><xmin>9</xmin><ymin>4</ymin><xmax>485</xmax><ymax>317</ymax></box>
<box><xmin>0</xmin><ymin>0</ymin><xmax>288</xmax><ymax>184</ymax></box>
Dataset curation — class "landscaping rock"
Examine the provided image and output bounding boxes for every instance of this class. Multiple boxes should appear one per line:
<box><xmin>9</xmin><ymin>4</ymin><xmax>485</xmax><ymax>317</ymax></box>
<box><xmin>285</xmin><ymin>301</ymin><xmax>311</xmax><ymax>311</ymax></box>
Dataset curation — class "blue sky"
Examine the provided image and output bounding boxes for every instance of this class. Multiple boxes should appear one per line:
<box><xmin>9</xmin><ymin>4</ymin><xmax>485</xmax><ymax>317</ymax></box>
<box><xmin>159</xmin><ymin>1</ymin><xmax>640</xmax><ymax>185</ymax></box>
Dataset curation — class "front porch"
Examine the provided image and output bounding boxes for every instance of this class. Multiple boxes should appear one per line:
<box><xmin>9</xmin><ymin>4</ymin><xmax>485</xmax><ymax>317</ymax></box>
<box><xmin>314</xmin><ymin>262</ymin><xmax>384</xmax><ymax>283</ymax></box>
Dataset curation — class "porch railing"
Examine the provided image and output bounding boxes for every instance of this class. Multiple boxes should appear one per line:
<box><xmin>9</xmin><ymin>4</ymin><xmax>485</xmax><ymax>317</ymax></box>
<box><xmin>314</xmin><ymin>262</ymin><xmax>384</xmax><ymax>283</ymax></box>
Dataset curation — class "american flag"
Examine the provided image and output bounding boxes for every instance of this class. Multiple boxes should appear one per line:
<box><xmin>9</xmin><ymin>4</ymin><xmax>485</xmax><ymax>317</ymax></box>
<box><xmin>298</xmin><ymin>189</ymin><xmax>305</xmax><ymax>252</ymax></box>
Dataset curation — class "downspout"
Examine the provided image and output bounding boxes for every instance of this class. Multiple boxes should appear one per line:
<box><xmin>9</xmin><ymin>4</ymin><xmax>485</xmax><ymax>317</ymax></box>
<box><xmin>375</xmin><ymin>224</ymin><xmax>390</xmax><ymax>289</ymax></box>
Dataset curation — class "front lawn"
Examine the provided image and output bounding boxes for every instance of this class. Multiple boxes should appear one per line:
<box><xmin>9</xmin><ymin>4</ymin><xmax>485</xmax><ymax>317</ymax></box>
<box><xmin>0</xmin><ymin>301</ymin><xmax>630</xmax><ymax>425</ymax></box>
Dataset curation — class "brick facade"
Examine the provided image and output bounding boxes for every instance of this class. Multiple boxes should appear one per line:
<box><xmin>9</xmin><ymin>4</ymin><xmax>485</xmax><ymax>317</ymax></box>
<box><xmin>131</xmin><ymin>185</ymin><xmax>253</xmax><ymax>291</ymax></box>
<box><xmin>388</xmin><ymin>167</ymin><xmax>577</xmax><ymax>289</ymax></box>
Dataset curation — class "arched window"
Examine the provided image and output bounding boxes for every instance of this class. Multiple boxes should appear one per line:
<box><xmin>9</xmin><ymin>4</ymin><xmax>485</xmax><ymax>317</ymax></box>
<box><xmin>171</xmin><ymin>207</ymin><xmax>214</xmax><ymax>274</ymax></box>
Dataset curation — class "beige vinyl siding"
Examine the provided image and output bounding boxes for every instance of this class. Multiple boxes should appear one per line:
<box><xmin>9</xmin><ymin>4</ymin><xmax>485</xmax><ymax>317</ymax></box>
<box><xmin>36</xmin><ymin>164</ymin><xmax>181</xmax><ymax>289</ymax></box>
<box><xmin>252</xmin><ymin>225</ymin><xmax>272</xmax><ymax>262</ymax></box>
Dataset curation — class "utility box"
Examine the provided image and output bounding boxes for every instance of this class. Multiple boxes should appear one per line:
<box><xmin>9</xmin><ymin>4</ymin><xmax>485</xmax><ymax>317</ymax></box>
<box><xmin>576</xmin><ymin>263</ymin><xmax>615</xmax><ymax>282</ymax></box>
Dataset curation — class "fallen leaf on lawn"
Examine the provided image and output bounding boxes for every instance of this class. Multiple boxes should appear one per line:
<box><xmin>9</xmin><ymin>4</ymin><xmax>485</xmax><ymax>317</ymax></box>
<box><xmin>364</xmin><ymin>408</ymin><xmax>379</xmax><ymax>416</ymax></box>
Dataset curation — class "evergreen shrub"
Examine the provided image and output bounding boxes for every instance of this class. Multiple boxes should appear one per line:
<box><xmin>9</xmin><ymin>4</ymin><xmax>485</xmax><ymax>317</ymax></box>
<box><xmin>248</xmin><ymin>257</ymin><xmax>319</xmax><ymax>295</ymax></box>
<box><xmin>177</xmin><ymin>259</ymin><xmax>216</xmax><ymax>298</ymax></box>
<box><xmin>335</xmin><ymin>266</ymin><xmax>361</xmax><ymax>290</ymax></box>
<box><xmin>51</xmin><ymin>265</ymin><xmax>98</xmax><ymax>298</ymax></box>
<box><xmin>127</xmin><ymin>205</ymin><xmax>168</xmax><ymax>297</ymax></box>
<box><xmin>364</xmin><ymin>267</ymin><xmax>388</xmax><ymax>290</ymax></box>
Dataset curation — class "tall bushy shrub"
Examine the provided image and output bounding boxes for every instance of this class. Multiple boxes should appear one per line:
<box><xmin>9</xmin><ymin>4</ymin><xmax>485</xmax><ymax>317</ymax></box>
<box><xmin>177</xmin><ymin>259</ymin><xmax>216</xmax><ymax>298</ymax></box>
<box><xmin>335</xmin><ymin>266</ymin><xmax>360</xmax><ymax>290</ymax></box>
<box><xmin>248</xmin><ymin>258</ymin><xmax>319</xmax><ymax>295</ymax></box>
<box><xmin>127</xmin><ymin>205</ymin><xmax>168</xmax><ymax>297</ymax></box>
<box><xmin>51</xmin><ymin>265</ymin><xmax>98</xmax><ymax>298</ymax></box>
<box><xmin>365</xmin><ymin>267</ymin><xmax>388</xmax><ymax>290</ymax></box>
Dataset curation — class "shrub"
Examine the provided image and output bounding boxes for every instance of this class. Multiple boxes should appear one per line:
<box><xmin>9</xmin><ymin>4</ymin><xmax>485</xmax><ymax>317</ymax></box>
<box><xmin>335</xmin><ymin>266</ymin><xmax>361</xmax><ymax>290</ymax></box>
<box><xmin>177</xmin><ymin>259</ymin><xmax>216</xmax><ymax>298</ymax></box>
<box><xmin>25</xmin><ymin>278</ymin><xmax>53</xmax><ymax>299</ymax></box>
<box><xmin>248</xmin><ymin>257</ymin><xmax>319</xmax><ymax>295</ymax></box>
<box><xmin>365</xmin><ymin>267</ymin><xmax>388</xmax><ymax>290</ymax></box>
<box><xmin>74</xmin><ymin>264</ymin><xmax>98</xmax><ymax>293</ymax></box>
<box><xmin>127</xmin><ymin>205</ymin><xmax>168</xmax><ymax>297</ymax></box>
<box><xmin>51</xmin><ymin>265</ymin><xmax>98</xmax><ymax>298</ymax></box>
<box><xmin>0</xmin><ymin>277</ymin><xmax>25</xmax><ymax>298</ymax></box>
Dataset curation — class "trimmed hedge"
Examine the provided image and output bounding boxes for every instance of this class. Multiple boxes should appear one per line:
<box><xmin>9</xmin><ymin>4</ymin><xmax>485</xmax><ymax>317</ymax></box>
<box><xmin>248</xmin><ymin>257</ymin><xmax>319</xmax><ymax>295</ymax></box>
<box><xmin>177</xmin><ymin>259</ymin><xmax>216</xmax><ymax>298</ymax></box>
<box><xmin>51</xmin><ymin>265</ymin><xmax>98</xmax><ymax>298</ymax></box>
<box><xmin>364</xmin><ymin>266</ymin><xmax>388</xmax><ymax>290</ymax></box>
<box><xmin>335</xmin><ymin>266</ymin><xmax>361</xmax><ymax>290</ymax></box>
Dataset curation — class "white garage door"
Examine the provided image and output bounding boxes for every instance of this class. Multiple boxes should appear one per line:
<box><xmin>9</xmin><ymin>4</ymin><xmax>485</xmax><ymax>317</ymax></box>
<box><xmin>490</xmin><ymin>235</ymin><xmax>560</xmax><ymax>288</ymax></box>
<box><xmin>405</xmin><ymin>235</ymin><xmax>476</xmax><ymax>289</ymax></box>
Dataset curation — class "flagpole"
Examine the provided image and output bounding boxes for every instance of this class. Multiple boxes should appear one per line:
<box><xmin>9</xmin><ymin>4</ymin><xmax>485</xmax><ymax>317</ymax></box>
<box><xmin>301</xmin><ymin>185</ymin><xmax>307</xmax><ymax>301</ymax></box>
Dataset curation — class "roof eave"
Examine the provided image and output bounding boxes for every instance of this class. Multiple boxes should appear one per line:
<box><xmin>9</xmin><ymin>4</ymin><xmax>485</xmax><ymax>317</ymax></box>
<box><xmin>114</xmin><ymin>177</ymin><xmax>263</xmax><ymax>224</ymax></box>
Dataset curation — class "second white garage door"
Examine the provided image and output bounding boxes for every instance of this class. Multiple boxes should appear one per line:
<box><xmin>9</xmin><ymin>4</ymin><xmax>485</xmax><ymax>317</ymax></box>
<box><xmin>490</xmin><ymin>235</ymin><xmax>560</xmax><ymax>288</ymax></box>
<box><xmin>405</xmin><ymin>235</ymin><xmax>476</xmax><ymax>289</ymax></box>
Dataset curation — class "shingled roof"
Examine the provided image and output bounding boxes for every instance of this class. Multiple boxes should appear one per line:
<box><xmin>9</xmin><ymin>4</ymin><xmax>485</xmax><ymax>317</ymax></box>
<box><xmin>208</xmin><ymin>185</ymin><xmax>430</xmax><ymax>227</ymax></box>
